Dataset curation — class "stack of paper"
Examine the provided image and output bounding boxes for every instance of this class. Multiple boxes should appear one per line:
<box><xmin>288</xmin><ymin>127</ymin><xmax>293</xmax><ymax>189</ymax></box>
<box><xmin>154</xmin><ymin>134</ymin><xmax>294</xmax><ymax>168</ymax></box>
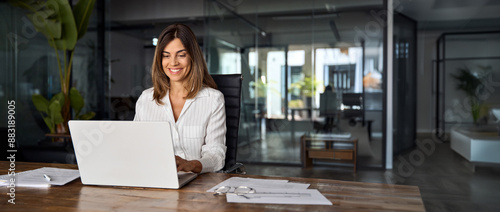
<box><xmin>207</xmin><ymin>177</ymin><xmax>332</xmax><ymax>205</ymax></box>
<box><xmin>0</xmin><ymin>167</ymin><xmax>80</xmax><ymax>188</ymax></box>
<box><xmin>315</xmin><ymin>132</ymin><xmax>352</xmax><ymax>138</ymax></box>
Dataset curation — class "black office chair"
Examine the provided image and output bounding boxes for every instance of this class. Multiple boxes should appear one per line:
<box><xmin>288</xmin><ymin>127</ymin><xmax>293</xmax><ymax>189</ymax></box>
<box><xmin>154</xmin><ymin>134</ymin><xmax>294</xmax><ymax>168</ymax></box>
<box><xmin>211</xmin><ymin>74</ymin><xmax>245</xmax><ymax>174</ymax></box>
<box><xmin>342</xmin><ymin>93</ymin><xmax>364</xmax><ymax>121</ymax></box>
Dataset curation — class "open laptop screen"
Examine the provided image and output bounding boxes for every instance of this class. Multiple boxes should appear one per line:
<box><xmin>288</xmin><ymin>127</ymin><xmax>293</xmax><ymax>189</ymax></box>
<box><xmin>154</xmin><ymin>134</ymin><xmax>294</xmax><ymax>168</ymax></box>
<box><xmin>69</xmin><ymin>121</ymin><xmax>196</xmax><ymax>189</ymax></box>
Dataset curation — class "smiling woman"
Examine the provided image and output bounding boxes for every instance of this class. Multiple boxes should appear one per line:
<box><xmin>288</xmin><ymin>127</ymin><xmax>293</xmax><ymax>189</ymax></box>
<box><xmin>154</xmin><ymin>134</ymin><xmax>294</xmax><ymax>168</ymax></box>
<box><xmin>151</xmin><ymin>24</ymin><xmax>217</xmax><ymax>101</ymax></box>
<box><xmin>134</xmin><ymin>24</ymin><xmax>227</xmax><ymax>174</ymax></box>
<box><xmin>162</xmin><ymin>38</ymin><xmax>191</xmax><ymax>86</ymax></box>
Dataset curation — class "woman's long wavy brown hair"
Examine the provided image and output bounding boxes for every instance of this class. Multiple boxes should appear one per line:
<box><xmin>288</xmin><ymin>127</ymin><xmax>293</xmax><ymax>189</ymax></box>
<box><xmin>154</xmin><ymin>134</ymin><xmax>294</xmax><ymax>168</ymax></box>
<box><xmin>151</xmin><ymin>23</ymin><xmax>217</xmax><ymax>105</ymax></box>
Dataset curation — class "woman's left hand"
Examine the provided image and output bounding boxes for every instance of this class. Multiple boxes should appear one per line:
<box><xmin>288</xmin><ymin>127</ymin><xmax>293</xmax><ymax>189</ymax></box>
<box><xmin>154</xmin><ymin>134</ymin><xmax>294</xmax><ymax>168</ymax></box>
<box><xmin>175</xmin><ymin>156</ymin><xmax>202</xmax><ymax>173</ymax></box>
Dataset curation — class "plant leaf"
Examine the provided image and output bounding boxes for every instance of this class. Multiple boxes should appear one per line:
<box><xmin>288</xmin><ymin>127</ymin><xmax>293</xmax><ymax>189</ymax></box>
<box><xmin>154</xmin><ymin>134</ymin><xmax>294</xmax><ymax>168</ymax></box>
<box><xmin>43</xmin><ymin>116</ymin><xmax>55</xmax><ymax>133</ymax></box>
<box><xmin>73</xmin><ymin>0</ymin><xmax>96</xmax><ymax>40</ymax></box>
<box><xmin>32</xmin><ymin>94</ymin><xmax>49</xmax><ymax>114</ymax></box>
<box><xmin>8</xmin><ymin>0</ymin><xmax>38</xmax><ymax>10</ymax></box>
<box><xmin>26</xmin><ymin>10</ymin><xmax>62</xmax><ymax>39</ymax></box>
<box><xmin>50</xmin><ymin>92</ymin><xmax>65</xmax><ymax>111</ymax></box>
<box><xmin>70</xmin><ymin>87</ymin><xmax>84</xmax><ymax>117</ymax></box>
<box><xmin>79</xmin><ymin>111</ymin><xmax>95</xmax><ymax>120</ymax></box>
<box><xmin>10</xmin><ymin>0</ymin><xmax>63</xmax><ymax>41</ymax></box>
<box><xmin>48</xmin><ymin>100</ymin><xmax>64</xmax><ymax>125</ymax></box>
<box><xmin>451</xmin><ymin>68</ymin><xmax>482</xmax><ymax>98</ymax></box>
<box><xmin>30</xmin><ymin>1</ymin><xmax>46</xmax><ymax>11</ymax></box>
<box><xmin>48</xmin><ymin>0</ymin><xmax>77</xmax><ymax>50</ymax></box>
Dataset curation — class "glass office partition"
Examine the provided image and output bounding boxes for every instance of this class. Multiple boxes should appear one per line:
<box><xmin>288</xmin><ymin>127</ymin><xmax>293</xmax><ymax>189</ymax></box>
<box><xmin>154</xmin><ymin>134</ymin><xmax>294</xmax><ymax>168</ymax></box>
<box><xmin>312</xmin><ymin>8</ymin><xmax>385</xmax><ymax>167</ymax></box>
<box><xmin>436</xmin><ymin>32</ymin><xmax>500</xmax><ymax>135</ymax></box>
<box><xmin>1</xmin><ymin>4</ymin><xmax>58</xmax><ymax>145</ymax></box>
<box><xmin>205</xmin><ymin>1</ymin><xmax>263</xmax><ymax>156</ymax></box>
<box><xmin>0</xmin><ymin>1</ymin><xmax>109</xmax><ymax>163</ymax></box>
<box><xmin>205</xmin><ymin>0</ymin><xmax>386</xmax><ymax>167</ymax></box>
<box><xmin>393</xmin><ymin>13</ymin><xmax>417</xmax><ymax>154</ymax></box>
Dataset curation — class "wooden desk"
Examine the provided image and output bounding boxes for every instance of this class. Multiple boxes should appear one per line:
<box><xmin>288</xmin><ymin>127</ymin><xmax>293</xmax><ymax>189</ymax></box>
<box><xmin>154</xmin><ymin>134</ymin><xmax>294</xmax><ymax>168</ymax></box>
<box><xmin>0</xmin><ymin>162</ymin><xmax>424</xmax><ymax>211</ymax></box>
<box><xmin>301</xmin><ymin>134</ymin><xmax>358</xmax><ymax>172</ymax></box>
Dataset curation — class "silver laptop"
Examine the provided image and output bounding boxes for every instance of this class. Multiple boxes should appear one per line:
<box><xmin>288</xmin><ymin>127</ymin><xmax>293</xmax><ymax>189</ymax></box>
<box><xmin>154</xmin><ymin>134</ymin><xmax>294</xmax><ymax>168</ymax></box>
<box><xmin>68</xmin><ymin>120</ymin><xmax>197</xmax><ymax>189</ymax></box>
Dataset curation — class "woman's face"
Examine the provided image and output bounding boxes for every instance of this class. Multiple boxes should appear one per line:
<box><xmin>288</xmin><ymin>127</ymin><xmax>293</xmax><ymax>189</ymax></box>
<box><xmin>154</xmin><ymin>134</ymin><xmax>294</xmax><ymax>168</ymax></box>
<box><xmin>162</xmin><ymin>38</ymin><xmax>191</xmax><ymax>84</ymax></box>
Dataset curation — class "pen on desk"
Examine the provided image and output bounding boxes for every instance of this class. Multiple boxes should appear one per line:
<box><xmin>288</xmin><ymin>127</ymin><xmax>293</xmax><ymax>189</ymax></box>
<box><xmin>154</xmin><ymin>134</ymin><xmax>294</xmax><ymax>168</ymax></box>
<box><xmin>43</xmin><ymin>174</ymin><xmax>51</xmax><ymax>182</ymax></box>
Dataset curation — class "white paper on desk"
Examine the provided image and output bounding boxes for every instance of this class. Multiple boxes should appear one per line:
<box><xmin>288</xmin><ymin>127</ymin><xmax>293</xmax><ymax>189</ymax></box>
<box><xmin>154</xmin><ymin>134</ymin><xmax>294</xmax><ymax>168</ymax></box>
<box><xmin>226</xmin><ymin>188</ymin><xmax>332</xmax><ymax>205</ymax></box>
<box><xmin>207</xmin><ymin>177</ymin><xmax>310</xmax><ymax>192</ymax></box>
<box><xmin>0</xmin><ymin>167</ymin><xmax>80</xmax><ymax>187</ymax></box>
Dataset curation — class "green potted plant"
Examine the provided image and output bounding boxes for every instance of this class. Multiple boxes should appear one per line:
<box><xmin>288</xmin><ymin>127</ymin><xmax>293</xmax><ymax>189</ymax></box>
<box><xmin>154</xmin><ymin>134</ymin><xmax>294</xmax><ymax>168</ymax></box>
<box><xmin>11</xmin><ymin>0</ymin><xmax>96</xmax><ymax>135</ymax></box>
<box><xmin>451</xmin><ymin>66</ymin><xmax>489</xmax><ymax>124</ymax></box>
<box><xmin>288</xmin><ymin>76</ymin><xmax>322</xmax><ymax>108</ymax></box>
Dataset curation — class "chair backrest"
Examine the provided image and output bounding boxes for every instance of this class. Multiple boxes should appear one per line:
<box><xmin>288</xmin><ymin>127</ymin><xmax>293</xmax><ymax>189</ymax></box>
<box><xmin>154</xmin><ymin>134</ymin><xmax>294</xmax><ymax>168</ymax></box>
<box><xmin>319</xmin><ymin>91</ymin><xmax>337</xmax><ymax>117</ymax></box>
<box><xmin>342</xmin><ymin>93</ymin><xmax>363</xmax><ymax>119</ymax></box>
<box><xmin>211</xmin><ymin>74</ymin><xmax>242</xmax><ymax>171</ymax></box>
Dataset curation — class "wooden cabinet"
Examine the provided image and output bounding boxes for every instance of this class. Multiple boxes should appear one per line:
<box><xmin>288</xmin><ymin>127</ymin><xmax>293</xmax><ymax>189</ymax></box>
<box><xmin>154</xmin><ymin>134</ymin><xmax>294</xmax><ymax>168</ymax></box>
<box><xmin>301</xmin><ymin>134</ymin><xmax>358</xmax><ymax>172</ymax></box>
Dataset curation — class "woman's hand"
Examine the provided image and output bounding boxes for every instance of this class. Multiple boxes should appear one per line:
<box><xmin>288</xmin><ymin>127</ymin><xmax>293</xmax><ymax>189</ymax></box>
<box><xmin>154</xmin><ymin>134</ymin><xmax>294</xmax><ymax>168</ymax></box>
<box><xmin>175</xmin><ymin>156</ymin><xmax>202</xmax><ymax>173</ymax></box>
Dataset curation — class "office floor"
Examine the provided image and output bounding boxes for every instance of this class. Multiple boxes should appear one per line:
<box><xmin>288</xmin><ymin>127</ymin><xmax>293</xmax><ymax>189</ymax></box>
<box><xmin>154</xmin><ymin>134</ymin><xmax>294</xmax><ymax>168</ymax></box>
<box><xmin>238</xmin><ymin>130</ymin><xmax>383</xmax><ymax>167</ymax></box>
<box><xmin>242</xmin><ymin>138</ymin><xmax>500</xmax><ymax>212</ymax></box>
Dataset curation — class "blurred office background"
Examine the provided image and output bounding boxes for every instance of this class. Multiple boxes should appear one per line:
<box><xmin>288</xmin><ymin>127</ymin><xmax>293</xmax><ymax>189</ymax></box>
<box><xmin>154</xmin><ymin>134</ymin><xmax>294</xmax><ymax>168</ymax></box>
<box><xmin>1</xmin><ymin>0</ymin><xmax>500</xmax><ymax>170</ymax></box>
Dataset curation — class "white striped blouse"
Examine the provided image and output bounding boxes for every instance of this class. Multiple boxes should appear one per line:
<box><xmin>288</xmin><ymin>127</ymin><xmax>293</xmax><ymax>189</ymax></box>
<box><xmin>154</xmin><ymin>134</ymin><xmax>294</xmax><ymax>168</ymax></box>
<box><xmin>134</xmin><ymin>87</ymin><xmax>227</xmax><ymax>173</ymax></box>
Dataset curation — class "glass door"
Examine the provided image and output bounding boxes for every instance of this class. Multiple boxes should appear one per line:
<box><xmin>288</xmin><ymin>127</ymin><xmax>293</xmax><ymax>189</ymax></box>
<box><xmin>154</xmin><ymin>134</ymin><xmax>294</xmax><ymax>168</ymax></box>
<box><xmin>393</xmin><ymin>13</ymin><xmax>417</xmax><ymax>154</ymax></box>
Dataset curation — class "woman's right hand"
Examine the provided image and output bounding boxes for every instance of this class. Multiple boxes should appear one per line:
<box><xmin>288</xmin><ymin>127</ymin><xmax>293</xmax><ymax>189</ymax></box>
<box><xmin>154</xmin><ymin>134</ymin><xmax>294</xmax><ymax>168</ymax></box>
<box><xmin>175</xmin><ymin>156</ymin><xmax>202</xmax><ymax>173</ymax></box>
